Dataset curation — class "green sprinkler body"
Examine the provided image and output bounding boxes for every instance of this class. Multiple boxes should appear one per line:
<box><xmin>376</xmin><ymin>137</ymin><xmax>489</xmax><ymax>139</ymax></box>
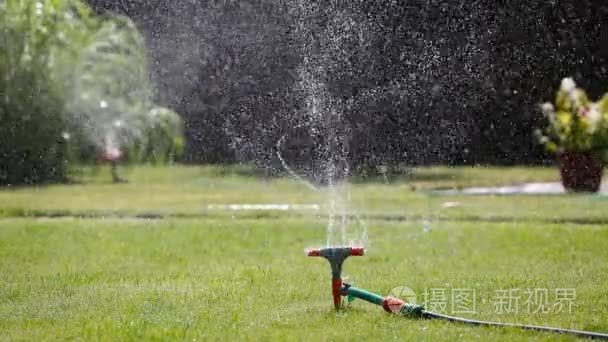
<box><xmin>307</xmin><ymin>246</ymin><xmax>423</xmax><ymax>314</ymax></box>
<box><xmin>341</xmin><ymin>283</ymin><xmax>425</xmax><ymax>316</ymax></box>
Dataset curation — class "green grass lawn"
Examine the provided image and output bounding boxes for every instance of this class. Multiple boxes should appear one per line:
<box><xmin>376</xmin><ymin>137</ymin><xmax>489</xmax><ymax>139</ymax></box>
<box><xmin>1</xmin><ymin>166</ymin><xmax>607</xmax><ymax>341</ymax></box>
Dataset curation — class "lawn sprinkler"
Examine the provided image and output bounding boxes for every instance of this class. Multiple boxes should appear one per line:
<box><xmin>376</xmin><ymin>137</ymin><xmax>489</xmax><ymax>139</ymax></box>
<box><xmin>306</xmin><ymin>246</ymin><xmax>365</xmax><ymax>309</ymax></box>
<box><xmin>307</xmin><ymin>247</ymin><xmax>608</xmax><ymax>340</ymax></box>
<box><xmin>99</xmin><ymin>133</ymin><xmax>126</xmax><ymax>183</ymax></box>
<box><xmin>306</xmin><ymin>246</ymin><xmax>424</xmax><ymax>314</ymax></box>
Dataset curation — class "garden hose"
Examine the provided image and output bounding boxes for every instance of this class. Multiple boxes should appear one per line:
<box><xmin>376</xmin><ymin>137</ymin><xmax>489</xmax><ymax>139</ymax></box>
<box><xmin>423</xmin><ymin>311</ymin><xmax>608</xmax><ymax>340</ymax></box>
<box><xmin>307</xmin><ymin>248</ymin><xmax>608</xmax><ymax>339</ymax></box>
<box><xmin>342</xmin><ymin>284</ymin><xmax>608</xmax><ymax>340</ymax></box>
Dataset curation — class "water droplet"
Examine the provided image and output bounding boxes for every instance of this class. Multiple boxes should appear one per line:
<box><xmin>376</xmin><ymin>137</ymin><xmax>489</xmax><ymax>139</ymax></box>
<box><xmin>422</xmin><ymin>220</ymin><xmax>432</xmax><ymax>233</ymax></box>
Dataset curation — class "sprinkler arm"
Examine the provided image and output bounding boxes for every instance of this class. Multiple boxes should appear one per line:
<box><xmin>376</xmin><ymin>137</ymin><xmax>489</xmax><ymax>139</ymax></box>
<box><xmin>307</xmin><ymin>247</ymin><xmax>364</xmax><ymax>309</ymax></box>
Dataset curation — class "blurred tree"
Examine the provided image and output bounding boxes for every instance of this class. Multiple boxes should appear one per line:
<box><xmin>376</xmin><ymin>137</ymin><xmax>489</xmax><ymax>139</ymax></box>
<box><xmin>0</xmin><ymin>0</ymin><xmax>91</xmax><ymax>184</ymax></box>
<box><xmin>144</xmin><ymin>107</ymin><xmax>185</xmax><ymax>164</ymax></box>
<box><xmin>0</xmin><ymin>0</ymin><xmax>185</xmax><ymax>185</ymax></box>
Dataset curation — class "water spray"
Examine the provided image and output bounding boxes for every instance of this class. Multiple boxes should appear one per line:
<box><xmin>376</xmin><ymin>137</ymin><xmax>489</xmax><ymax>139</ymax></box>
<box><xmin>307</xmin><ymin>247</ymin><xmax>608</xmax><ymax>340</ymax></box>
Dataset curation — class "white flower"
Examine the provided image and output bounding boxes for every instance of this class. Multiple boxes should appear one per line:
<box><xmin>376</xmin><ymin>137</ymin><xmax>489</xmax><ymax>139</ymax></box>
<box><xmin>541</xmin><ymin>102</ymin><xmax>555</xmax><ymax>118</ymax></box>
<box><xmin>570</xmin><ymin>89</ymin><xmax>584</xmax><ymax>104</ymax></box>
<box><xmin>61</xmin><ymin>132</ymin><xmax>70</xmax><ymax>141</ymax></box>
<box><xmin>35</xmin><ymin>2</ymin><xmax>43</xmax><ymax>16</ymax></box>
<box><xmin>587</xmin><ymin>104</ymin><xmax>601</xmax><ymax>124</ymax></box>
<box><xmin>539</xmin><ymin>136</ymin><xmax>549</xmax><ymax>144</ymax></box>
<box><xmin>560</xmin><ymin>77</ymin><xmax>576</xmax><ymax>93</ymax></box>
<box><xmin>99</xmin><ymin>100</ymin><xmax>108</xmax><ymax>109</ymax></box>
<box><xmin>113</xmin><ymin>120</ymin><xmax>123</xmax><ymax>128</ymax></box>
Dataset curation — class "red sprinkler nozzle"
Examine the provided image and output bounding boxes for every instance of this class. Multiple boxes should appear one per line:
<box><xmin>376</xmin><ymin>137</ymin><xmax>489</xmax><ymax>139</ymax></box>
<box><xmin>307</xmin><ymin>246</ymin><xmax>365</xmax><ymax>309</ymax></box>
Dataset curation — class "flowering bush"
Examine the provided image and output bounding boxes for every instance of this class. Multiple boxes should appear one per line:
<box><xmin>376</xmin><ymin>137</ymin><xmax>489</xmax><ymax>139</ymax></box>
<box><xmin>141</xmin><ymin>107</ymin><xmax>185</xmax><ymax>164</ymax></box>
<box><xmin>537</xmin><ymin>77</ymin><xmax>608</xmax><ymax>157</ymax></box>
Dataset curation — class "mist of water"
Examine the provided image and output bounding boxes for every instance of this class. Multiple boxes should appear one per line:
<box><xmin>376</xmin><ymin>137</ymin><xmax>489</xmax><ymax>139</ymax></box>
<box><xmin>286</xmin><ymin>1</ymin><xmax>370</xmax><ymax>248</ymax></box>
<box><xmin>64</xmin><ymin>18</ymin><xmax>154</xmax><ymax>156</ymax></box>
